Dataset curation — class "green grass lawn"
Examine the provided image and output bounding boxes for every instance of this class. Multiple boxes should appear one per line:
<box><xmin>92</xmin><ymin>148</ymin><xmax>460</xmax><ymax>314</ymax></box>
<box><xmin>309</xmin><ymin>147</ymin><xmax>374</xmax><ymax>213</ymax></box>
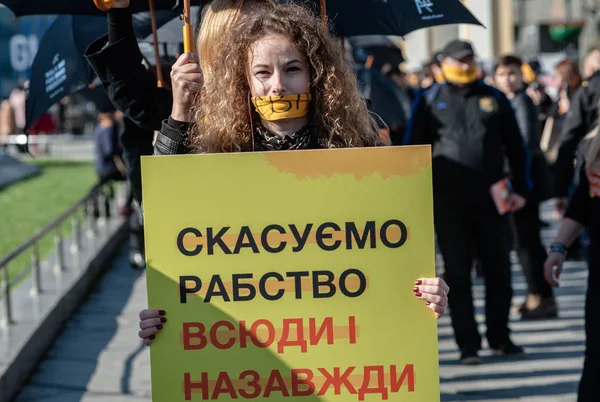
<box><xmin>0</xmin><ymin>159</ymin><xmax>97</xmax><ymax>282</ymax></box>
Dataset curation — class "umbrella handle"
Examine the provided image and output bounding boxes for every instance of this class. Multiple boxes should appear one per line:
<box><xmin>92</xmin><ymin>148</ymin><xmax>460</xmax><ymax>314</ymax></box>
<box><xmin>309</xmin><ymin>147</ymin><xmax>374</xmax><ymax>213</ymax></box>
<box><xmin>320</xmin><ymin>0</ymin><xmax>327</xmax><ymax>29</ymax></box>
<box><xmin>182</xmin><ymin>0</ymin><xmax>194</xmax><ymax>53</ymax></box>
<box><xmin>94</xmin><ymin>0</ymin><xmax>115</xmax><ymax>11</ymax></box>
<box><xmin>183</xmin><ymin>24</ymin><xmax>194</xmax><ymax>53</ymax></box>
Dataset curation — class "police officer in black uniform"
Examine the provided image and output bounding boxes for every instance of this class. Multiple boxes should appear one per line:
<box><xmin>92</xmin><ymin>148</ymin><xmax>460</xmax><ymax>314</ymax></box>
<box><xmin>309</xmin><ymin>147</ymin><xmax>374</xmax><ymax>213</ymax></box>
<box><xmin>404</xmin><ymin>40</ymin><xmax>531</xmax><ymax>364</ymax></box>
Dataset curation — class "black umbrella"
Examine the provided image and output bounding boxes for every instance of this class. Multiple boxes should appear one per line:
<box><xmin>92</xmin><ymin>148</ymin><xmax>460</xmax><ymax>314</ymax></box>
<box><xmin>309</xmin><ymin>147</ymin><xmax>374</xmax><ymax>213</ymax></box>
<box><xmin>145</xmin><ymin>0</ymin><xmax>482</xmax><ymax>45</ymax></box>
<box><xmin>349</xmin><ymin>36</ymin><xmax>404</xmax><ymax>70</ymax></box>
<box><xmin>25</xmin><ymin>12</ymin><xmax>175</xmax><ymax>129</ymax></box>
<box><xmin>301</xmin><ymin>0</ymin><xmax>483</xmax><ymax>37</ymax></box>
<box><xmin>78</xmin><ymin>85</ymin><xmax>118</xmax><ymax>113</ymax></box>
<box><xmin>0</xmin><ymin>0</ymin><xmax>184</xmax><ymax>17</ymax></box>
<box><xmin>348</xmin><ymin>35</ymin><xmax>398</xmax><ymax>49</ymax></box>
<box><xmin>363</xmin><ymin>46</ymin><xmax>404</xmax><ymax>69</ymax></box>
<box><xmin>355</xmin><ymin>67</ymin><xmax>411</xmax><ymax>131</ymax></box>
<box><xmin>3</xmin><ymin>0</ymin><xmax>483</xmax><ymax>37</ymax></box>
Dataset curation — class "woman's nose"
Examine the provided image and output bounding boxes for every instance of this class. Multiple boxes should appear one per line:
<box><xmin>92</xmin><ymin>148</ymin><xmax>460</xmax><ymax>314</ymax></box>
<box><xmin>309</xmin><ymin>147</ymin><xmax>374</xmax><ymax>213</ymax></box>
<box><xmin>270</xmin><ymin>86</ymin><xmax>285</xmax><ymax>96</ymax></box>
<box><xmin>270</xmin><ymin>73</ymin><xmax>285</xmax><ymax>96</ymax></box>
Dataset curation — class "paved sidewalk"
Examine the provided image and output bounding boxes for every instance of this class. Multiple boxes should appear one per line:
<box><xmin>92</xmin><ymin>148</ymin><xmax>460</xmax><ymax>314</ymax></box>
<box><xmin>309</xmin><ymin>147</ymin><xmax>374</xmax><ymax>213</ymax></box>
<box><xmin>439</xmin><ymin>259</ymin><xmax>586</xmax><ymax>401</ymax></box>
<box><xmin>15</xmin><ymin>231</ymin><xmax>588</xmax><ymax>401</ymax></box>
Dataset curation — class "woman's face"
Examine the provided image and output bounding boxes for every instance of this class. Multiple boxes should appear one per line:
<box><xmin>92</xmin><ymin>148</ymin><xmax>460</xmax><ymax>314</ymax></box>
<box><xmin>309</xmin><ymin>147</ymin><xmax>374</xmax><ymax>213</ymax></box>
<box><xmin>247</xmin><ymin>33</ymin><xmax>310</xmax><ymax>98</ymax></box>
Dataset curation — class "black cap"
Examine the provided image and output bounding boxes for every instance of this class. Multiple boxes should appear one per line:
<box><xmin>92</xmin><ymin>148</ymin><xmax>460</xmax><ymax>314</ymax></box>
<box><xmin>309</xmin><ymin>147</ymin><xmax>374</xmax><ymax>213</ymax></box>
<box><xmin>441</xmin><ymin>40</ymin><xmax>475</xmax><ymax>61</ymax></box>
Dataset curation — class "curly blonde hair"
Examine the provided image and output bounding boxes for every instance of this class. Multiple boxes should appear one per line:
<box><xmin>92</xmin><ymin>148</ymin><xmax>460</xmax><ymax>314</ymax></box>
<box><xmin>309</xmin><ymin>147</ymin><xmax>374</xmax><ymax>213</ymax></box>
<box><xmin>189</xmin><ymin>3</ymin><xmax>381</xmax><ymax>153</ymax></box>
<box><xmin>197</xmin><ymin>0</ymin><xmax>275</xmax><ymax>81</ymax></box>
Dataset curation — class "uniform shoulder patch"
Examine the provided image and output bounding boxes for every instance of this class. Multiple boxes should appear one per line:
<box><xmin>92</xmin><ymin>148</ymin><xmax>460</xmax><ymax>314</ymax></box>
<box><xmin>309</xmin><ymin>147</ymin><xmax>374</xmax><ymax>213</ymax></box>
<box><xmin>479</xmin><ymin>97</ymin><xmax>495</xmax><ymax>113</ymax></box>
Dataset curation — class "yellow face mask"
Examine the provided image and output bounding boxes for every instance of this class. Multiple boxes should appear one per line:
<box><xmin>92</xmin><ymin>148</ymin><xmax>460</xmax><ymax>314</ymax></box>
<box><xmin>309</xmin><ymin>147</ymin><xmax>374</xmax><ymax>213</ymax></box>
<box><xmin>441</xmin><ymin>64</ymin><xmax>478</xmax><ymax>85</ymax></box>
<box><xmin>521</xmin><ymin>63</ymin><xmax>537</xmax><ymax>85</ymax></box>
<box><xmin>251</xmin><ymin>94</ymin><xmax>312</xmax><ymax>121</ymax></box>
<box><xmin>434</xmin><ymin>72</ymin><xmax>446</xmax><ymax>84</ymax></box>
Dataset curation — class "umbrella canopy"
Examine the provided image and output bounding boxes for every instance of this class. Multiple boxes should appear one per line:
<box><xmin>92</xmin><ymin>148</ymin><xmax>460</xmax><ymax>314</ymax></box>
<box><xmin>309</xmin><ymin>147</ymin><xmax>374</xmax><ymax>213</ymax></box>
<box><xmin>355</xmin><ymin>67</ymin><xmax>411</xmax><ymax>131</ymax></box>
<box><xmin>143</xmin><ymin>0</ymin><xmax>482</xmax><ymax>43</ymax></box>
<box><xmin>78</xmin><ymin>85</ymin><xmax>118</xmax><ymax>113</ymax></box>
<box><xmin>2</xmin><ymin>0</ymin><xmax>481</xmax><ymax>36</ymax></box>
<box><xmin>0</xmin><ymin>0</ymin><xmax>184</xmax><ymax>17</ymax></box>
<box><xmin>347</xmin><ymin>35</ymin><xmax>399</xmax><ymax>49</ymax></box>
<box><xmin>25</xmin><ymin>12</ymin><xmax>175</xmax><ymax>128</ymax></box>
<box><xmin>299</xmin><ymin>0</ymin><xmax>483</xmax><ymax>37</ymax></box>
<box><xmin>349</xmin><ymin>36</ymin><xmax>404</xmax><ymax>69</ymax></box>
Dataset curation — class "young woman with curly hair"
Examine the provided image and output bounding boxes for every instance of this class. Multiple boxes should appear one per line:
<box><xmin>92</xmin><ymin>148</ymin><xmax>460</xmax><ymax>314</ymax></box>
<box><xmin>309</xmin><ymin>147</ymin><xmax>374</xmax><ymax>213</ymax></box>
<box><xmin>188</xmin><ymin>3</ymin><xmax>380</xmax><ymax>152</ymax></box>
<box><xmin>139</xmin><ymin>2</ymin><xmax>450</xmax><ymax>344</ymax></box>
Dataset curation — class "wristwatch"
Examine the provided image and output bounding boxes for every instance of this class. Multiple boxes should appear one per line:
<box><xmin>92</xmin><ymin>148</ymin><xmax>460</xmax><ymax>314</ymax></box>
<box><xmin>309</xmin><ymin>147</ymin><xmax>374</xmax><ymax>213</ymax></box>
<box><xmin>549</xmin><ymin>243</ymin><xmax>567</xmax><ymax>255</ymax></box>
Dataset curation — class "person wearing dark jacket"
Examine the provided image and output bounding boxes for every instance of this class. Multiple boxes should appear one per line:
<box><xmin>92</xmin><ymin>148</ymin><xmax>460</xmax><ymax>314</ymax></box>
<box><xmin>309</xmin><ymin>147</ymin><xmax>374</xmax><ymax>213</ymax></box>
<box><xmin>85</xmin><ymin>0</ymin><xmax>277</xmax><ymax>204</ymax></box>
<box><xmin>553</xmin><ymin>69</ymin><xmax>600</xmax><ymax>212</ymax></box>
<box><xmin>404</xmin><ymin>40</ymin><xmax>531</xmax><ymax>365</ymax></box>
<box><xmin>85</xmin><ymin>4</ymin><xmax>172</xmax><ymax>133</ymax></box>
<box><xmin>545</xmin><ymin>158</ymin><xmax>600</xmax><ymax>402</ymax></box>
<box><xmin>493</xmin><ymin>55</ymin><xmax>557</xmax><ymax>319</ymax></box>
<box><xmin>137</xmin><ymin>3</ymin><xmax>451</xmax><ymax>346</ymax></box>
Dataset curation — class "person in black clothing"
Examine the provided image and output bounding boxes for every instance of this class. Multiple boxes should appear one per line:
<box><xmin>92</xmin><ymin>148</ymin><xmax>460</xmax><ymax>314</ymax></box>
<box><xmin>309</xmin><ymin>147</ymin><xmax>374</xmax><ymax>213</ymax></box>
<box><xmin>92</xmin><ymin>111</ymin><xmax>146</xmax><ymax>267</ymax></box>
<box><xmin>120</xmin><ymin>116</ymin><xmax>154</xmax><ymax>204</ymax></box>
<box><xmin>92</xmin><ymin>111</ymin><xmax>128</xmax><ymax>217</ymax></box>
<box><xmin>493</xmin><ymin>55</ymin><xmax>557</xmax><ymax>319</ymax></box>
<box><xmin>120</xmin><ymin>116</ymin><xmax>153</xmax><ymax>268</ymax></box>
<box><xmin>137</xmin><ymin>3</ymin><xmax>451</xmax><ymax>346</ymax></box>
<box><xmin>85</xmin><ymin>0</ymin><xmax>277</xmax><ymax>203</ymax></box>
<box><xmin>545</xmin><ymin>157</ymin><xmax>600</xmax><ymax>402</ymax></box>
<box><xmin>404</xmin><ymin>40</ymin><xmax>531</xmax><ymax>365</ymax></box>
<box><xmin>93</xmin><ymin>112</ymin><xmax>126</xmax><ymax>177</ymax></box>
<box><xmin>386</xmin><ymin>65</ymin><xmax>417</xmax><ymax>102</ymax></box>
<box><xmin>553</xmin><ymin>65</ymin><xmax>600</xmax><ymax>213</ymax></box>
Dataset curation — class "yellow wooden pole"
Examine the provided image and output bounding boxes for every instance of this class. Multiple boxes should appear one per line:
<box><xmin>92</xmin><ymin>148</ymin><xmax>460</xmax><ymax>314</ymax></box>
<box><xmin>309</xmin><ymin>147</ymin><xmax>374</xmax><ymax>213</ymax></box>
<box><xmin>183</xmin><ymin>0</ymin><xmax>195</xmax><ymax>53</ymax></box>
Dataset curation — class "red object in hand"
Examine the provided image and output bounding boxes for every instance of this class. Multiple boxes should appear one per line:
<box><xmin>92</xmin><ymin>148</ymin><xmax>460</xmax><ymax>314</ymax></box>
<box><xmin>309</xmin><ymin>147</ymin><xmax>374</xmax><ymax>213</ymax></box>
<box><xmin>490</xmin><ymin>178</ymin><xmax>512</xmax><ymax>215</ymax></box>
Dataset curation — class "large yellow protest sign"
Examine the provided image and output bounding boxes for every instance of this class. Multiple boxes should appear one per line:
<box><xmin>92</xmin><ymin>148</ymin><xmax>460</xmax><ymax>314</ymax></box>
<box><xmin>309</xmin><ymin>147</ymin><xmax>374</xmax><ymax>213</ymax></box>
<box><xmin>141</xmin><ymin>146</ymin><xmax>439</xmax><ymax>402</ymax></box>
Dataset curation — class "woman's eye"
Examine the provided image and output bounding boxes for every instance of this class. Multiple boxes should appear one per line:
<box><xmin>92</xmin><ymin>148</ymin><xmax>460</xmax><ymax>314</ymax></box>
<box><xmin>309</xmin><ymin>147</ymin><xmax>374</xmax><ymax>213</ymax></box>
<box><xmin>256</xmin><ymin>71</ymin><xmax>270</xmax><ymax>76</ymax></box>
<box><xmin>287</xmin><ymin>66</ymin><xmax>301</xmax><ymax>72</ymax></box>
